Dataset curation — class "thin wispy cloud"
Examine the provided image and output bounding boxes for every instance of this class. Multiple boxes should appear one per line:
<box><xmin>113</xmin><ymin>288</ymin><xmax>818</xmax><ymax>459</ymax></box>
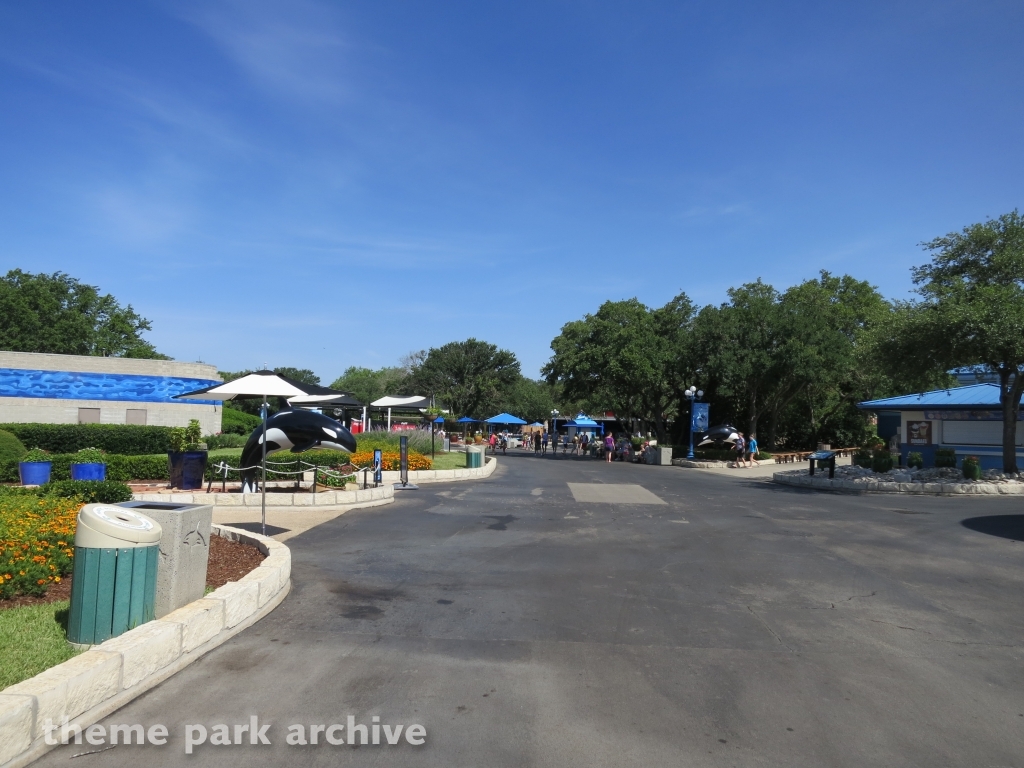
<box><xmin>176</xmin><ymin>0</ymin><xmax>355</xmax><ymax>107</ymax></box>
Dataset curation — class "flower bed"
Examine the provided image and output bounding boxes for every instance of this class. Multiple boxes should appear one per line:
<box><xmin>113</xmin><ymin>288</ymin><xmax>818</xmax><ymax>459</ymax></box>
<box><xmin>0</xmin><ymin>495</ymin><xmax>80</xmax><ymax>599</ymax></box>
<box><xmin>346</xmin><ymin>450</ymin><xmax>433</xmax><ymax>471</ymax></box>
<box><xmin>780</xmin><ymin>463</ymin><xmax>1024</xmax><ymax>487</ymax></box>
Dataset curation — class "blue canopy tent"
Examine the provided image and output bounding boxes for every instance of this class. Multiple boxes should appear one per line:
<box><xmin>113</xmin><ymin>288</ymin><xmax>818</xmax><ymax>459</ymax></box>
<box><xmin>485</xmin><ymin>413</ymin><xmax>527</xmax><ymax>425</ymax></box>
<box><xmin>456</xmin><ymin>416</ymin><xmax>477</xmax><ymax>423</ymax></box>
<box><xmin>569</xmin><ymin>414</ymin><xmax>603</xmax><ymax>435</ymax></box>
<box><xmin>528</xmin><ymin>422</ymin><xmax>544</xmax><ymax>427</ymax></box>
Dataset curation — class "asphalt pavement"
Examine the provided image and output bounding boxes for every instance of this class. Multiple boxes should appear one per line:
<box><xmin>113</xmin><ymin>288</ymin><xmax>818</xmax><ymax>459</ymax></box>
<box><xmin>35</xmin><ymin>450</ymin><xmax>1024</xmax><ymax>767</ymax></box>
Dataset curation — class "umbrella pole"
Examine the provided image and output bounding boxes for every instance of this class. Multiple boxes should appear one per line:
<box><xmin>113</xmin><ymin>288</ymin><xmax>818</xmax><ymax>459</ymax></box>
<box><xmin>261</xmin><ymin>394</ymin><xmax>268</xmax><ymax>537</ymax></box>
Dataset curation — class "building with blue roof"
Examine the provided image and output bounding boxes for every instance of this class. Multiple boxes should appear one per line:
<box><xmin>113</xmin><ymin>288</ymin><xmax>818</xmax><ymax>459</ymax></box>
<box><xmin>857</xmin><ymin>384</ymin><xmax>1023</xmax><ymax>470</ymax></box>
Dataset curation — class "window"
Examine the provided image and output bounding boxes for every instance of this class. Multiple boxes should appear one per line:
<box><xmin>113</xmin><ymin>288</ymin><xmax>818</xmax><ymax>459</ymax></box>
<box><xmin>942</xmin><ymin>420</ymin><xmax>1024</xmax><ymax>446</ymax></box>
<box><xmin>126</xmin><ymin>408</ymin><xmax>148</xmax><ymax>425</ymax></box>
<box><xmin>78</xmin><ymin>408</ymin><xmax>101</xmax><ymax>424</ymax></box>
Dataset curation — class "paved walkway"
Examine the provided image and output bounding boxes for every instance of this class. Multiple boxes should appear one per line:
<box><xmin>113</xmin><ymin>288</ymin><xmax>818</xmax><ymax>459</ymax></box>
<box><xmin>37</xmin><ymin>451</ymin><xmax>1024</xmax><ymax>767</ymax></box>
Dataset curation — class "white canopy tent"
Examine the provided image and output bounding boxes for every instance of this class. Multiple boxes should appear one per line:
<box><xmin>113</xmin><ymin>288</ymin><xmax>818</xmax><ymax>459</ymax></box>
<box><xmin>369</xmin><ymin>395</ymin><xmax>432</xmax><ymax>431</ymax></box>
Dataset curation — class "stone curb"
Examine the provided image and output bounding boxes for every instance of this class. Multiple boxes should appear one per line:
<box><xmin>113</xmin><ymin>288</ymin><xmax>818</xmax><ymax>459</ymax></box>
<box><xmin>772</xmin><ymin>472</ymin><xmax>1024</xmax><ymax>495</ymax></box>
<box><xmin>674</xmin><ymin>458</ymin><xmax>777</xmax><ymax>468</ymax></box>
<box><xmin>130</xmin><ymin>457</ymin><xmax>497</xmax><ymax>508</ymax></box>
<box><xmin>0</xmin><ymin>525</ymin><xmax>290</xmax><ymax>768</ymax></box>
<box><xmin>133</xmin><ymin>483</ymin><xmax>395</xmax><ymax>508</ymax></box>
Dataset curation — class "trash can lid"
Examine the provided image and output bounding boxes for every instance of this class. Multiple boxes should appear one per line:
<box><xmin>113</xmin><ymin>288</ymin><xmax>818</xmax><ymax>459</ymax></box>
<box><xmin>75</xmin><ymin>504</ymin><xmax>162</xmax><ymax>548</ymax></box>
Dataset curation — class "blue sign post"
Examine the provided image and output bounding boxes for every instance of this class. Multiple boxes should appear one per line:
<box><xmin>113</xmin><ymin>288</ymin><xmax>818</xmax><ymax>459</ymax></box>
<box><xmin>373</xmin><ymin>448</ymin><xmax>382</xmax><ymax>486</ymax></box>
<box><xmin>688</xmin><ymin>402</ymin><xmax>709</xmax><ymax>460</ymax></box>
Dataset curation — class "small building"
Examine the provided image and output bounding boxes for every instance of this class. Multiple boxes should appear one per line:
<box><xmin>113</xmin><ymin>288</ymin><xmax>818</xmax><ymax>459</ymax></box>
<box><xmin>857</xmin><ymin>384</ymin><xmax>1024</xmax><ymax>470</ymax></box>
<box><xmin>0</xmin><ymin>351</ymin><xmax>223</xmax><ymax>435</ymax></box>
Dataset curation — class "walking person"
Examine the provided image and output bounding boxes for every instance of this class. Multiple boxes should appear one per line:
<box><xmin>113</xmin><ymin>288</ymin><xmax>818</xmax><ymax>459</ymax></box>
<box><xmin>541</xmin><ymin>430</ymin><xmax>548</xmax><ymax>455</ymax></box>
<box><xmin>533</xmin><ymin>431</ymin><xmax>542</xmax><ymax>455</ymax></box>
<box><xmin>489</xmin><ymin>432</ymin><xmax>497</xmax><ymax>454</ymax></box>
<box><xmin>745</xmin><ymin>433</ymin><xmax>759</xmax><ymax>468</ymax></box>
<box><xmin>733</xmin><ymin>433</ymin><xmax>746</xmax><ymax>468</ymax></box>
<box><xmin>604</xmin><ymin>432</ymin><xmax>614</xmax><ymax>463</ymax></box>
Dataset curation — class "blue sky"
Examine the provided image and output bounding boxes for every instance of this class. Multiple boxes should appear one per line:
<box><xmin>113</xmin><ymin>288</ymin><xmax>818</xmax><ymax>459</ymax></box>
<box><xmin>1</xmin><ymin>1</ymin><xmax>1022</xmax><ymax>383</ymax></box>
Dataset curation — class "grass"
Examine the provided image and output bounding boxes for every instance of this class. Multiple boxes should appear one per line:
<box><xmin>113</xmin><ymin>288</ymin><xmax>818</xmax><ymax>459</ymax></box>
<box><xmin>0</xmin><ymin>600</ymin><xmax>80</xmax><ymax>689</ymax></box>
<box><xmin>429</xmin><ymin>452</ymin><xmax>467</xmax><ymax>470</ymax></box>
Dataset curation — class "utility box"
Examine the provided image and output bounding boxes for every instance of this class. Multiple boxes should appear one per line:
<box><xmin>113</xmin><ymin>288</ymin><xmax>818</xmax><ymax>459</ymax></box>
<box><xmin>466</xmin><ymin>446</ymin><xmax>484</xmax><ymax>469</ymax></box>
<box><xmin>68</xmin><ymin>504</ymin><xmax>162</xmax><ymax>646</ymax></box>
<box><xmin>117</xmin><ymin>501</ymin><xmax>212</xmax><ymax>618</ymax></box>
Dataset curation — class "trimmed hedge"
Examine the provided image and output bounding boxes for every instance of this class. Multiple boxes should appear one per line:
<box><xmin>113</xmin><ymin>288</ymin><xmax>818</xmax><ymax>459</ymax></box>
<box><xmin>221</xmin><ymin>408</ymin><xmax>261</xmax><ymax>435</ymax></box>
<box><xmin>0</xmin><ymin>423</ymin><xmax>173</xmax><ymax>455</ymax></box>
<box><xmin>40</xmin><ymin>480</ymin><xmax>134</xmax><ymax>504</ymax></box>
<box><xmin>1</xmin><ymin>453</ymin><xmax>170</xmax><ymax>483</ymax></box>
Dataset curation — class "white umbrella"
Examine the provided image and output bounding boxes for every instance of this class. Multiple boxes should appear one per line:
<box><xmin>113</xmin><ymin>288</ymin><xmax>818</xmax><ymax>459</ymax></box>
<box><xmin>175</xmin><ymin>371</ymin><xmax>310</xmax><ymax>536</ymax></box>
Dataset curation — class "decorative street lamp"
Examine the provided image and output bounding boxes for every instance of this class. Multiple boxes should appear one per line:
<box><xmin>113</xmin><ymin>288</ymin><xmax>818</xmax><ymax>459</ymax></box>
<box><xmin>684</xmin><ymin>386</ymin><xmax>705</xmax><ymax>460</ymax></box>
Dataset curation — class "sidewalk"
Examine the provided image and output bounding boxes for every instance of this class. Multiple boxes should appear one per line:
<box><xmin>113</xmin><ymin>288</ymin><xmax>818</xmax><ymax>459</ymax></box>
<box><xmin>684</xmin><ymin>455</ymin><xmax>853</xmax><ymax>479</ymax></box>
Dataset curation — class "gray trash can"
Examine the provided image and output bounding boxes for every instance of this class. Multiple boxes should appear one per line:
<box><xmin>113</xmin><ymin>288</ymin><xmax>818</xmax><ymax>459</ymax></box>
<box><xmin>117</xmin><ymin>501</ymin><xmax>213</xmax><ymax>618</ymax></box>
<box><xmin>68</xmin><ymin>504</ymin><xmax>162</xmax><ymax>646</ymax></box>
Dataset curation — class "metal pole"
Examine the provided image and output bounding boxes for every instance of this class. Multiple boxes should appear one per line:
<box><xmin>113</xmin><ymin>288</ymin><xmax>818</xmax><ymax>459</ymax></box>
<box><xmin>261</xmin><ymin>394</ymin><xmax>268</xmax><ymax>537</ymax></box>
<box><xmin>687</xmin><ymin>396</ymin><xmax>695</xmax><ymax>460</ymax></box>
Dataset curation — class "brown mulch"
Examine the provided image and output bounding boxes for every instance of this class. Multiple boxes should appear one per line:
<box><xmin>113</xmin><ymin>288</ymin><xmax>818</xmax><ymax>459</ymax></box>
<box><xmin>0</xmin><ymin>534</ymin><xmax>266</xmax><ymax>611</ymax></box>
<box><xmin>205</xmin><ymin>534</ymin><xmax>266</xmax><ymax>590</ymax></box>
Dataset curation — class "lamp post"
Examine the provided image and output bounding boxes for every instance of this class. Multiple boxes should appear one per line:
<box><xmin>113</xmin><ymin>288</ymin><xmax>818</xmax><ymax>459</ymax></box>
<box><xmin>550</xmin><ymin>409</ymin><xmax>559</xmax><ymax>456</ymax></box>
<box><xmin>684</xmin><ymin>386</ymin><xmax>704</xmax><ymax>460</ymax></box>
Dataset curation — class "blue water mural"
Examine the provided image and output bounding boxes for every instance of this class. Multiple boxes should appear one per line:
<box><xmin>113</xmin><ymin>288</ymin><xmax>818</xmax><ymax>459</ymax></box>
<box><xmin>0</xmin><ymin>369</ymin><xmax>222</xmax><ymax>404</ymax></box>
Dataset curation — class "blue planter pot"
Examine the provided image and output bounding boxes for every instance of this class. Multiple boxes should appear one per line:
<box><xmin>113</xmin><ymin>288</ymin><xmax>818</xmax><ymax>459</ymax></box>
<box><xmin>70</xmin><ymin>462</ymin><xmax>107</xmax><ymax>481</ymax></box>
<box><xmin>19</xmin><ymin>461</ymin><xmax>52</xmax><ymax>486</ymax></box>
<box><xmin>168</xmin><ymin>451</ymin><xmax>208</xmax><ymax>490</ymax></box>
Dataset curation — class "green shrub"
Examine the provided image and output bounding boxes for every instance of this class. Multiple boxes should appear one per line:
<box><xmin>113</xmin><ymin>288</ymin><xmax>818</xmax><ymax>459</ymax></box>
<box><xmin>0</xmin><ymin>430</ymin><xmax>27</xmax><ymax>464</ymax></box>
<box><xmin>220</xmin><ymin>408</ymin><xmax>261</xmax><ymax>436</ymax></box>
<box><xmin>205</xmin><ymin>433</ymin><xmax>248</xmax><ymax>449</ymax></box>
<box><xmin>169</xmin><ymin>419</ymin><xmax>203</xmax><ymax>452</ymax></box>
<box><xmin>356</xmin><ymin>431</ymin><xmax>436</xmax><ymax>454</ymax></box>
<box><xmin>22</xmin><ymin>448</ymin><xmax>51</xmax><ymax>463</ymax></box>
<box><xmin>935</xmin><ymin>448</ymin><xmax>957</xmax><ymax>468</ymax></box>
<box><xmin>0</xmin><ymin>423</ymin><xmax>173</xmax><ymax>455</ymax></box>
<box><xmin>72</xmin><ymin>447</ymin><xmax>106</xmax><ymax>464</ymax></box>
<box><xmin>906</xmin><ymin>452</ymin><xmax>923</xmax><ymax>469</ymax></box>
<box><xmin>40</xmin><ymin>480</ymin><xmax>133</xmax><ymax>504</ymax></box>
<box><xmin>853</xmin><ymin>449</ymin><xmax>873</xmax><ymax>468</ymax></box>
<box><xmin>962</xmin><ymin>456</ymin><xmax>982</xmax><ymax>481</ymax></box>
<box><xmin>871</xmin><ymin>449</ymin><xmax>894</xmax><ymax>473</ymax></box>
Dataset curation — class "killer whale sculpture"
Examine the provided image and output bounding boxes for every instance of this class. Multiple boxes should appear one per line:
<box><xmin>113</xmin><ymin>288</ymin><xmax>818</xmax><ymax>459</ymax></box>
<box><xmin>696</xmin><ymin>423</ymin><xmax>741</xmax><ymax>447</ymax></box>
<box><xmin>240</xmin><ymin>409</ymin><xmax>357</xmax><ymax>491</ymax></box>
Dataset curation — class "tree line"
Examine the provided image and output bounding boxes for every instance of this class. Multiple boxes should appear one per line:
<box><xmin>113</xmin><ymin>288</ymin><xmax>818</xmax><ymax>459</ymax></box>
<box><xmin>6</xmin><ymin>210</ymin><xmax>1022</xmax><ymax>467</ymax></box>
<box><xmin>544</xmin><ymin>210</ymin><xmax>1024</xmax><ymax>469</ymax></box>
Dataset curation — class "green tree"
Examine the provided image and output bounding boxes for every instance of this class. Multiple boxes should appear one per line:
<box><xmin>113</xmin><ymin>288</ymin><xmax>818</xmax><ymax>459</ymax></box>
<box><xmin>691</xmin><ymin>274</ymin><xmax>890</xmax><ymax>449</ymax></box>
<box><xmin>544</xmin><ymin>294</ymin><xmax>695</xmax><ymax>440</ymax></box>
<box><xmin>880</xmin><ymin>211</ymin><xmax>1024</xmax><ymax>472</ymax></box>
<box><xmin>412</xmin><ymin>339</ymin><xmax>520</xmax><ymax>418</ymax></box>
<box><xmin>497</xmin><ymin>377</ymin><xmax>557</xmax><ymax>424</ymax></box>
<box><xmin>0</xmin><ymin>270</ymin><xmax>166</xmax><ymax>358</ymax></box>
<box><xmin>330</xmin><ymin>366</ymin><xmax>410</xmax><ymax>405</ymax></box>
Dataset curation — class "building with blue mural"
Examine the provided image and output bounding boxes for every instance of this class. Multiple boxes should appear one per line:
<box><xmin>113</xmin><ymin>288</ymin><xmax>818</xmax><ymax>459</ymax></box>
<box><xmin>0</xmin><ymin>351</ymin><xmax>223</xmax><ymax>434</ymax></box>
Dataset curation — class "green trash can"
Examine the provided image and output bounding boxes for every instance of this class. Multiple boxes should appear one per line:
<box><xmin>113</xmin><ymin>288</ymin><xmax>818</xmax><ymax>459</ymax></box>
<box><xmin>466</xmin><ymin>446</ymin><xmax>483</xmax><ymax>469</ymax></box>
<box><xmin>68</xmin><ymin>504</ymin><xmax>162</xmax><ymax>647</ymax></box>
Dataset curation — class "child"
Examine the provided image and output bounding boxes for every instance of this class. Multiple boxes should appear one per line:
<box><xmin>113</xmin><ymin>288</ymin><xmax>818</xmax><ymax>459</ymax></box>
<box><xmin>746</xmin><ymin>433</ymin><xmax>759</xmax><ymax>467</ymax></box>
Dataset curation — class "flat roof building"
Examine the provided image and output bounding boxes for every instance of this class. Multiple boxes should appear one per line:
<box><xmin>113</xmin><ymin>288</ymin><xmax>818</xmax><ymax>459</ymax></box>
<box><xmin>0</xmin><ymin>351</ymin><xmax>223</xmax><ymax>435</ymax></box>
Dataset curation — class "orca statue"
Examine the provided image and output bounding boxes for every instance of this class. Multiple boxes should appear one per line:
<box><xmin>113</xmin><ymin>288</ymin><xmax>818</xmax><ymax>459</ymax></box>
<box><xmin>696</xmin><ymin>423</ymin><xmax>741</xmax><ymax>447</ymax></box>
<box><xmin>240</xmin><ymin>409</ymin><xmax>357</xmax><ymax>491</ymax></box>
